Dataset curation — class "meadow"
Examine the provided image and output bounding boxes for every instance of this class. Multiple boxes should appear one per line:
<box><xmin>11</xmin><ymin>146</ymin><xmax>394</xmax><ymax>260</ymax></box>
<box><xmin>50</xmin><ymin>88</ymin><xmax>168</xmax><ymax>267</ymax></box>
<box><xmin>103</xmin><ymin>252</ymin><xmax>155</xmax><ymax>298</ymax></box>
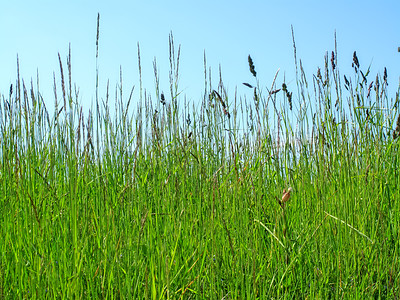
<box><xmin>1</xmin><ymin>24</ymin><xmax>400</xmax><ymax>298</ymax></box>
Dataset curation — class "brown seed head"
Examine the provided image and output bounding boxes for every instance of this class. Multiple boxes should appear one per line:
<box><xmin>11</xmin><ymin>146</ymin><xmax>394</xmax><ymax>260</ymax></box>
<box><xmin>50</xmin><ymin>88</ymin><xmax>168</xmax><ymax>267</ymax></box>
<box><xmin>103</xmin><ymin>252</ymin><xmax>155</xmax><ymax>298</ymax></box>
<box><xmin>281</xmin><ymin>187</ymin><xmax>293</xmax><ymax>203</ymax></box>
<box><xmin>383</xmin><ymin>67</ymin><xmax>388</xmax><ymax>85</ymax></box>
<box><xmin>331</xmin><ymin>51</ymin><xmax>336</xmax><ymax>71</ymax></box>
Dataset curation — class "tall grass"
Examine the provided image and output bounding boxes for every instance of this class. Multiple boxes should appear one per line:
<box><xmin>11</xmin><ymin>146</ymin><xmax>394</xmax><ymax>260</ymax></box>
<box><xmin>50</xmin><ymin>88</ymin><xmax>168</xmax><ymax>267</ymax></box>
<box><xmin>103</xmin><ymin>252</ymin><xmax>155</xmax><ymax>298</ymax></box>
<box><xmin>0</xmin><ymin>20</ymin><xmax>399</xmax><ymax>298</ymax></box>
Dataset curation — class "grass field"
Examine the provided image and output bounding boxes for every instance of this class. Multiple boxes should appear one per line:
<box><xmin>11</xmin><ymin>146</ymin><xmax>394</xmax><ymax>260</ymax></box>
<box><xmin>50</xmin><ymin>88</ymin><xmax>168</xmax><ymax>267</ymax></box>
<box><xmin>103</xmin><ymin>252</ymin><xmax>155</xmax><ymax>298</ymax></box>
<box><xmin>1</xmin><ymin>26</ymin><xmax>400</xmax><ymax>298</ymax></box>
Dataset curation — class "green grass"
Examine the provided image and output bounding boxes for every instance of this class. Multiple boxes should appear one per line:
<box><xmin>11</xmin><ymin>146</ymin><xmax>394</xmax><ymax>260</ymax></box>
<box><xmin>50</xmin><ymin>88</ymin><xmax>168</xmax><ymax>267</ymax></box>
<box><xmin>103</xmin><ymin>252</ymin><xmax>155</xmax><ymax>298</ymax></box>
<box><xmin>1</xmin><ymin>28</ymin><xmax>400</xmax><ymax>298</ymax></box>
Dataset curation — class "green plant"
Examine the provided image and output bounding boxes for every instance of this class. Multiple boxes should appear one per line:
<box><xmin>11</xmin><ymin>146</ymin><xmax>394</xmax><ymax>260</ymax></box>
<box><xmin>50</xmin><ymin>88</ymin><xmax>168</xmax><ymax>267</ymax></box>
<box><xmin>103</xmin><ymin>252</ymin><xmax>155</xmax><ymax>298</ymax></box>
<box><xmin>0</xmin><ymin>21</ymin><xmax>399</xmax><ymax>298</ymax></box>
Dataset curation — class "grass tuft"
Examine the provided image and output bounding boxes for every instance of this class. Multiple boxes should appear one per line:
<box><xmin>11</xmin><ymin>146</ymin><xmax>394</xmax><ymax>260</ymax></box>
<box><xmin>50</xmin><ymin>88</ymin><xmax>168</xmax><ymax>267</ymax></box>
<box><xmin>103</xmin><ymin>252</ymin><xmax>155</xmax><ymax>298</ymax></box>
<box><xmin>0</xmin><ymin>27</ymin><xmax>399</xmax><ymax>298</ymax></box>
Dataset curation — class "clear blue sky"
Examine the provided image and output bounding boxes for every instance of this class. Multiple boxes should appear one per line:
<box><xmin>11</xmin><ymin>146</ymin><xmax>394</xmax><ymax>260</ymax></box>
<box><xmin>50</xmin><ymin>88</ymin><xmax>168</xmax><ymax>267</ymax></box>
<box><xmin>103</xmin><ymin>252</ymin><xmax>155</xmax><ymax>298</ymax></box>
<box><xmin>1</xmin><ymin>1</ymin><xmax>399</xmax><ymax>114</ymax></box>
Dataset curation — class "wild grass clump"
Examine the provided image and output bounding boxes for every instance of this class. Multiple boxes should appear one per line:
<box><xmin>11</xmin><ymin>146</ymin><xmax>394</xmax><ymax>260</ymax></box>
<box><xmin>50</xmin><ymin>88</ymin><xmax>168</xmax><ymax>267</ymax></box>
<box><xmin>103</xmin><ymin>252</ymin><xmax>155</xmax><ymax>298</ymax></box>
<box><xmin>0</xmin><ymin>20</ymin><xmax>399</xmax><ymax>298</ymax></box>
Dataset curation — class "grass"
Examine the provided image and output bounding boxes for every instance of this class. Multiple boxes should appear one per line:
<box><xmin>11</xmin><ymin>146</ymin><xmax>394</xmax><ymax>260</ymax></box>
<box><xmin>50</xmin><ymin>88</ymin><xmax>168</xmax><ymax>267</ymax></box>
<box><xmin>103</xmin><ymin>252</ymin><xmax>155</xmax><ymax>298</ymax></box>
<box><xmin>1</xmin><ymin>20</ymin><xmax>400</xmax><ymax>298</ymax></box>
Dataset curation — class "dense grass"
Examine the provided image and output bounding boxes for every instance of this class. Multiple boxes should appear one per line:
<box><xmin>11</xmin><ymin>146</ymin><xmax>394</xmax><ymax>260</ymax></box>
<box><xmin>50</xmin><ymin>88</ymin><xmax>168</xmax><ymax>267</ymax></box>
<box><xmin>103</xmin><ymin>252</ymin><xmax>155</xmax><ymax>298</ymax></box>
<box><xmin>1</xmin><ymin>27</ymin><xmax>400</xmax><ymax>298</ymax></box>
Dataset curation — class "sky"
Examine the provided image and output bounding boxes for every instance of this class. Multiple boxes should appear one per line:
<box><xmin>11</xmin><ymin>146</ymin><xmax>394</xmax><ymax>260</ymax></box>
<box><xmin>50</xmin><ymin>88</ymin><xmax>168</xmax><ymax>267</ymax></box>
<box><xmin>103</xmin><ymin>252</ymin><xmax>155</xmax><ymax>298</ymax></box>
<box><xmin>1</xmin><ymin>1</ymin><xmax>399</xmax><ymax>115</ymax></box>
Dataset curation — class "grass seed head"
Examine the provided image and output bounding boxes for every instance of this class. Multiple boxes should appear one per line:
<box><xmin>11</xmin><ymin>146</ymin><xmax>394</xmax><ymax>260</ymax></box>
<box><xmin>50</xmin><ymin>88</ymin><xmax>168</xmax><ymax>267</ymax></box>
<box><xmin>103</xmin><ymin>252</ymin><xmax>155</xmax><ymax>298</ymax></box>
<box><xmin>394</xmin><ymin>114</ymin><xmax>400</xmax><ymax>139</ymax></box>
<box><xmin>248</xmin><ymin>55</ymin><xmax>257</xmax><ymax>77</ymax></box>
<box><xmin>281</xmin><ymin>187</ymin><xmax>293</xmax><ymax>203</ymax></box>
<box><xmin>287</xmin><ymin>91</ymin><xmax>293</xmax><ymax>110</ymax></box>
<box><xmin>374</xmin><ymin>74</ymin><xmax>380</xmax><ymax>93</ymax></box>
<box><xmin>344</xmin><ymin>75</ymin><xmax>350</xmax><ymax>90</ymax></box>
<box><xmin>331</xmin><ymin>51</ymin><xmax>336</xmax><ymax>71</ymax></box>
<box><xmin>352</xmin><ymin>51</ymin><xmax>360</xmax><ymax>71</ymax></box>
<box><xmin>360</xmin><ymin>70</ymin><xmax>367</xmax><ymax>84</ymax></box>
<box><xmin>160</xmin><ymin>92</ymin><xmax>166</xmax><ymax>105</ymax></box>
<box><xmin>243</xmin><ymin>82</ymin><xmax>253</xmax><ymax>88</ymax></box>
<box><xmin>383</xmin><ymin>67</ymin><xmax>388</xmax><ymax>85</ymax></box>
<box><xmin>367</xmin><ymin>81</ymin><xmax>373</xmax><ymax>98</ymax></box>
<box><xmin>270</xmin><ymin>89</ymin><xmax>281</xmax><ymax>95</ymax></box>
